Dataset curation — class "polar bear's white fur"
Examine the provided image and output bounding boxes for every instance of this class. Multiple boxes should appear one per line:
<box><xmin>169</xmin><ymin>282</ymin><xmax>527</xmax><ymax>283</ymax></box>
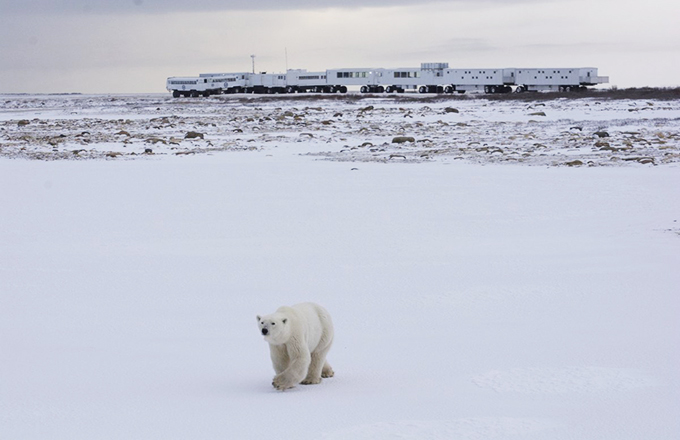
<box><xmin>257</xmin><ymin>302</ymin><xmax>334</xmax><ymax>391</ymax></box>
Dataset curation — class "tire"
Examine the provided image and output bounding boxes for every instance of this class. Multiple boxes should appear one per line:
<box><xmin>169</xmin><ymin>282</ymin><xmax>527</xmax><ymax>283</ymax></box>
<box><xmin>172</xmin><ymin>90</ymin><xmax>181</xmax><ymax>98</ymax></box>
<box><xmin>340</xmin><ymin>86</ymin><xmax>348</xmax><ymax>93</ymax></box>
<box><xmin>515</xmin><ymin>86</ymin><xmax>526</xmax><ymax>93</ymax></box>
<box><xmin>418</xmin><ymin>86</ymin><xmax>427</xmax><ymax>94</ymax></box>
<box><xmin>360</xmin><ymin>85</ymin><xmax>369</xmax><ymax>93</ymax></box>
<box><xmin>444</xmin><ymin>86</ymin><xmax>453</xmax><ymax>94</ymax></box>
<box><xmin>377</xmin><ymin>86</ymin><xmax>384</xmax><ymax>93</ymax></box>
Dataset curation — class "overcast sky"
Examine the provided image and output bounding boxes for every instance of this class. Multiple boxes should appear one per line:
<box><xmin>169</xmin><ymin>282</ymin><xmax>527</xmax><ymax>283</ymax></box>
<box><xmin>1</xmin><ymin>0</ymin><xmax>678</xmax><ymax>93</ymax></box>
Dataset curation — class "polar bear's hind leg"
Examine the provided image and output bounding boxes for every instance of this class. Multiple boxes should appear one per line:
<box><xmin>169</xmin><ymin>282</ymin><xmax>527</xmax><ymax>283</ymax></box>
<box><xmin>321</xmin><ymin>361</ymin><xmax>334</xmax><ymax>378</ymax></box>
<box><xmin>302</xmin><ymin>345</ymin><xmax>332</xmax><ymax>385</ymax></box>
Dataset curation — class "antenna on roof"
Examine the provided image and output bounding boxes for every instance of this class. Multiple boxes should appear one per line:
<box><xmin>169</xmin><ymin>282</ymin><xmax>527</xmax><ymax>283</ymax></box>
<box><xmin>250</xmin><ymin>54</ymin><xmax>255</xmax><ymax>74</ymax></box>
<box><xmin>285</xmin><ymin>47</ymin><xmax>288</xmax><ymax>71</ymax></box>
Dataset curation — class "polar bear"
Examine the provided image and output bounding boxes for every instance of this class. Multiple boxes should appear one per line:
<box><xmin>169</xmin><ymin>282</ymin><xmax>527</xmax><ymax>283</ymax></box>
<box><xmin>257</xmin><ymin>302</ymin><xmax>334</xmax><ymax>391</ymax></box>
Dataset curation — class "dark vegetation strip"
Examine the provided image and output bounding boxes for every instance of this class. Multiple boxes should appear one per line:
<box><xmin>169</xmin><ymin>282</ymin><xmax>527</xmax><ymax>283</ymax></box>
<box><xmin>217</xmin><ymin>87</ymin><xmax>680</xmax><ymax>104</ymax></box>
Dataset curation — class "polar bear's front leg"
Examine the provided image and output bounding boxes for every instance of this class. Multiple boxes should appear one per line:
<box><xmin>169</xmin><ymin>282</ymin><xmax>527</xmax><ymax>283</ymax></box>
<box><xmin>268</xmin><ymin>344</ymin><xmax>289</xmax><ymax>375</ymax></box>
<box><xmin>272</xmin><ymin>343</ymin><xmax>311</xmax><ymax>391</ymax></box>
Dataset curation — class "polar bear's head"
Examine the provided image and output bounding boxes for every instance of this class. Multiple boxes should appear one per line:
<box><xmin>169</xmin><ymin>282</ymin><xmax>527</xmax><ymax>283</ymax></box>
<box><xmin>256</xmin><ymin>313</ymin><xmax>290</xmax><ymax>345</ymax></box>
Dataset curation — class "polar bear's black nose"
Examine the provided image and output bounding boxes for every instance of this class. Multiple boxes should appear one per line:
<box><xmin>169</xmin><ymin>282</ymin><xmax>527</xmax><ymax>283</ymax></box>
<box><xmin>262</xmin><ymin>329</ymin><xmax>268</xmax><ymax>335</ymax></box>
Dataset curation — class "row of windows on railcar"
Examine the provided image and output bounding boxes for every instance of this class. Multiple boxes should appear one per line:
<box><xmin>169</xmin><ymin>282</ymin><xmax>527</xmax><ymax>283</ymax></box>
<box><xmin>533</xmin><ymin>70</ymin><xmax>573</xmax><ymax>74</ymax></box>
<box><xmin>336</xmin><ymin>72</ymin><xmax>368</xmax><ymax>78</ymax></box>
<box><xmin>393</xmin><ymin>72</ymin><xmax>420</xmax><ymax>78</ymax></box>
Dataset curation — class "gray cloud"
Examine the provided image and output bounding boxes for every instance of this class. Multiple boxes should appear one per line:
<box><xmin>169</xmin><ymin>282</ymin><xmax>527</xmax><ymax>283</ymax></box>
<box><xmin>2</xmin><ymin>0</ymin><xmax>547</xmax><ymax>15</ymax></box>
<box><xmin>515</xmin><ymin>41</ymin><xmax>680</xmax><ymax>53</ymax></box>
<box><xmin>423</xmin><ymin>38</ymin><xmax>499</xmax><ymax>55</ymax></box>
<box><xmin>3</xmin><ymin>0</ymin><xmax>677</xmax><ymax>92</ymax></box>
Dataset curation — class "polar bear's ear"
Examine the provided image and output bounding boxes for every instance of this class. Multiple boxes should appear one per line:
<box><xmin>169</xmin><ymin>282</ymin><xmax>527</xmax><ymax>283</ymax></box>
<box><xmin>256</xmin><ymin>315</ymin><xmax>261</xmax><ymax>321</ymax></box>
<box><xmin>282</xmin><ymin>318</ymin><xmax>287</xmax><ymax>324</ymax></box>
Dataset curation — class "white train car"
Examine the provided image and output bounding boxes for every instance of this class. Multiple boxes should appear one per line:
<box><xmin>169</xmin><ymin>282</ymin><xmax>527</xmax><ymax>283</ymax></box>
<box><xmin>285</xmin><ymin>70</ymin><xmax>336</xmax><ymax>93</ymax></box>
<box><xmin>513</xmin><ymin>67</ymin><xmax>608</xmax><ymax>92</ymax></box>
<box><xmin>246</xmin><ymin>73</ymin><xmax>287</xmax><ymax>93</ymax></box>
<box><xmin>416</xmin><ymin>63</ymin><xmax>448</xmax><ymax>93</ymax></box>
<box><xmin>514</xmin><ymin>68</ymin><xmax>580</xmax><ymax>92</ymax></box>
<box><xmin>328</xmin><ymin>68</ymin><xmax>383</xmax><ymax>93</ymax></box>
<box><xmin>166</xmin><ymin>77</ymin><xmax>220</xmax><ymax>98</ymax></box>
<box><xmin>167</xmin><ymin>74</ymin><xmax>250</xmax><ymax>97</ymax></box>
<box><xmin>200</xmin><ymin>72</ymin><xmax>249</xmax><ymax>94</ymax></box>
<box><xmin>441</xmin><ymin>68</ymin><xmax>512</xmax><ymax>94</ymax></box>
<box><xmin>579</xmin><ymin>68</ymin><xmax>609</xmax><ymax>86</ymax></box>
<box><xmin>380</xmin><ymin>67</ymin><xmax>431</xmax><ymax>93</ymax></box>
<box><xmin>381</xmin><ymin>68</ymin><xmax>421</xmax><ymax>93</ymax></box>
<box><xmin>378</xmin><ymin>63</ymin><xmax>447</xmax><ymax>93</ymax></box>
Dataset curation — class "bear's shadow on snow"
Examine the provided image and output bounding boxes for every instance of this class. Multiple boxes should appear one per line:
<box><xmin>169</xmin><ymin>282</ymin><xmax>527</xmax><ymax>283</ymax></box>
<box><xmin>205</xmin><ymin>378</ymin><xmax>328</xmax><ymax>396</ymax></box>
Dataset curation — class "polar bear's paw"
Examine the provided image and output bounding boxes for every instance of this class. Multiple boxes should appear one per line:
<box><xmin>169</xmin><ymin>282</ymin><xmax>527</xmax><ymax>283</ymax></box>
<box><xmin>322</xmin><ymin>364</ymin><xmax>335</xmax><ymax>378</ymax></box>
<box><xmin>301</xmin><ymin>377</ymin><xmax>322</xmax><ymax>385</ymax></box>
<box><xmin>272</xmin><ymin>374</ymin><xmax>297</xmax><ymax>391</ymax></box>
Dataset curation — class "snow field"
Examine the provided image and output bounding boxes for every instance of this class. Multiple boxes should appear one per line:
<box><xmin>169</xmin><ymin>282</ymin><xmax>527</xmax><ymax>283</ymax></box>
<box><xmin>1</xmin><ymin>95</ymin><xmax>679</xmax><ymax>439</ymax></box>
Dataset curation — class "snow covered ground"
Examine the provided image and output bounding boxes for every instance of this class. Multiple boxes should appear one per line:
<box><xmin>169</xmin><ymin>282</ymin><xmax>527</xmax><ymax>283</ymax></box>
<box><xmin>1</xmin><ymin>94</ymin><xmax>679</xmax><ymax>439</ymax></box>
<box><xmin>2</xmin><ymin>93</ymin><xmax>679</xmax><ymax>166</ymax></box>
